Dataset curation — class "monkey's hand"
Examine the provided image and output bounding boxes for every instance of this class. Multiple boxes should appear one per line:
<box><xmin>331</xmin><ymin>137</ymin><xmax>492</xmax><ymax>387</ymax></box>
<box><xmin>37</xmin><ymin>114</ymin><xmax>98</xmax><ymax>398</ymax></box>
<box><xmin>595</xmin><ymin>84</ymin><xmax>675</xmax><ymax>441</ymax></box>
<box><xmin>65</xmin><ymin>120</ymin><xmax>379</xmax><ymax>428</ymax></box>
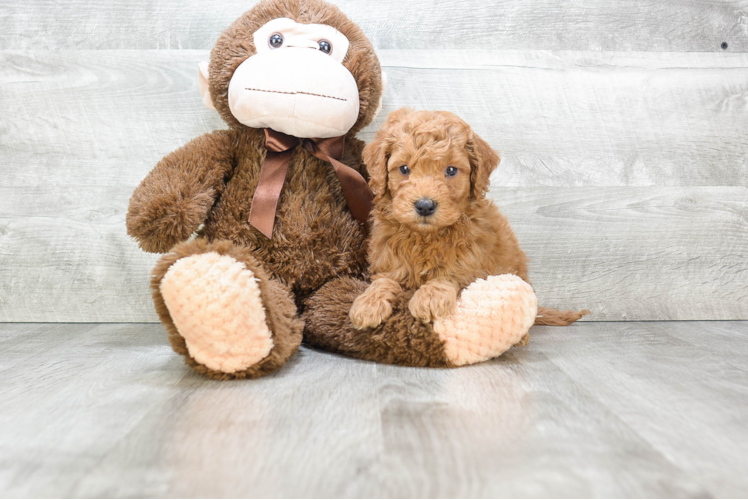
<box><xmin>126</xmin><ymin>131</ymin><xmax>235</xmax><ymax>253</ymax></box>
<box><xmin>349</xmin><ymin>277</ymin><xmax>402</xmax><ymax>329</ymax></box>
<box><xmin>409</xmin><ymin>279</ymin><xmax>459</xmax><ymax>323</ymax></box>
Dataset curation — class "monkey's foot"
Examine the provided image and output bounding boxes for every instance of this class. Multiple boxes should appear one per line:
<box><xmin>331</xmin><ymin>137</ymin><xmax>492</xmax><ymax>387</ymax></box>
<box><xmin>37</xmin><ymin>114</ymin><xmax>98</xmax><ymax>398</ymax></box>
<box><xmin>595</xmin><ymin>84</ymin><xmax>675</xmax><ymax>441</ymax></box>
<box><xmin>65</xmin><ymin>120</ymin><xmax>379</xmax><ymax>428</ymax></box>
<box><xmin>433</xmin><ymin>274</ymin><xmax>537</xmax><ymax>367</ymax></box>
<box><xmin>160</xmin><ymin>252</ymin><xmax>274</xmax><ymax>373</ymax></box>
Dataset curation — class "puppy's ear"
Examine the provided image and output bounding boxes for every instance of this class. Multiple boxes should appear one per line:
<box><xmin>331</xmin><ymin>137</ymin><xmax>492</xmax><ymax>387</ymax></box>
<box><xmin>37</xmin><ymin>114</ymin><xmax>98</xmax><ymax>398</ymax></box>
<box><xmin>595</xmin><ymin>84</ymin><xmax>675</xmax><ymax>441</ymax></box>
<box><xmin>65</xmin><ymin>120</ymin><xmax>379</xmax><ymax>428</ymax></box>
<box><xmin>467</xmin><ymin>131</ymin><xmax>500</xmax><ymax>199</ymax></box>
<box><xmin>362</xmin><ymin>135</ymin><xmax>389</xmax><ymax>197</ymax></box>
<box><xmin>364</xmin><ymin>108</ymin><xmax>411</xmax><ymax>197</ymax></box>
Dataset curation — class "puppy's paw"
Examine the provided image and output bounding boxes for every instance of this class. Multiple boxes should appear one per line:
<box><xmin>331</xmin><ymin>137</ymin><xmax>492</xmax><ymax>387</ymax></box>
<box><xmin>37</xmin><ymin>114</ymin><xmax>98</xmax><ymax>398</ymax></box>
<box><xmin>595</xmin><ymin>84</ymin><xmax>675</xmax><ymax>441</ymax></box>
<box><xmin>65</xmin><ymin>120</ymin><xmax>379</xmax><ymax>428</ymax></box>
<box><xmin>349</xmin><ymin>292</ymin><xmax>393</xmax><ymax>329</ymax></box>
<box><xmin>409</xmin><ymin>282</ymin><xmax>458</xmax><ymax>323</ymax></box>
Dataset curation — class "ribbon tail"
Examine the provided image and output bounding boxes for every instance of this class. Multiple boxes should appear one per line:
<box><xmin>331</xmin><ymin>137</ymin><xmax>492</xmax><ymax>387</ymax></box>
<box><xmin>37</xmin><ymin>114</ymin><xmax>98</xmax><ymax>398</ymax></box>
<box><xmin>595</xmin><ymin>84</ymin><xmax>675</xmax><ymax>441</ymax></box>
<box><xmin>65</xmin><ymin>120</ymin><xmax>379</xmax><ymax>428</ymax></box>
<box><xmin>249</xmin><ymin>148</ymin><xmax>294</xmax><ymax>238</ymax></box>
<box><xmin>327</xmin><ymin>157</ymin><xmax>374</xmax><ymax>223</ymax></box>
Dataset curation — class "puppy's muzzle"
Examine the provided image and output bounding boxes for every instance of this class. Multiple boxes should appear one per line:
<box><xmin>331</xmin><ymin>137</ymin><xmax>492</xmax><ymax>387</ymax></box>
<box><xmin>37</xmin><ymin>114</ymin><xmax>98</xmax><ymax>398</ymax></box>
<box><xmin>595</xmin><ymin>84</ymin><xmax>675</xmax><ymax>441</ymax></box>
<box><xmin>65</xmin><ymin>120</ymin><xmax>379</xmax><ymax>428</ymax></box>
<box><xmin>414</xmin><ymin>198</ymin><xmax>438</xmax><ymax>217</ymax></box>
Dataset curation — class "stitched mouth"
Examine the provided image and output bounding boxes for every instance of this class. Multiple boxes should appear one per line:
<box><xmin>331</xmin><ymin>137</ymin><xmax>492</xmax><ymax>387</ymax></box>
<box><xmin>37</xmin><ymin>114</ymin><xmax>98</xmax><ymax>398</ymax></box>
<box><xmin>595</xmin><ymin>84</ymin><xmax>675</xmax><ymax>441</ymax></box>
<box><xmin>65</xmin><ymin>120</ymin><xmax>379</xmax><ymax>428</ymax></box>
<box><xmin>245</xmin><ymin>88</ymin><xmax>347</xmax><ymax>102</ymax></box>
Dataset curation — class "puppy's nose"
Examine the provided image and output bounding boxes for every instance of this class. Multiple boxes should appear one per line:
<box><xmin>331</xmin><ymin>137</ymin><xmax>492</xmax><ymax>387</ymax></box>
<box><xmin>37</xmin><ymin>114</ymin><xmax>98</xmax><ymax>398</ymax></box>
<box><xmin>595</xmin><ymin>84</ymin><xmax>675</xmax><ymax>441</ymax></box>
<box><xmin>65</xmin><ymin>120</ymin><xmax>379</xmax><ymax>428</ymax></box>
<box><xmin>414</xmin><ymin>198</ymin><xmax>438</xmax><ymax>217</ymax></box>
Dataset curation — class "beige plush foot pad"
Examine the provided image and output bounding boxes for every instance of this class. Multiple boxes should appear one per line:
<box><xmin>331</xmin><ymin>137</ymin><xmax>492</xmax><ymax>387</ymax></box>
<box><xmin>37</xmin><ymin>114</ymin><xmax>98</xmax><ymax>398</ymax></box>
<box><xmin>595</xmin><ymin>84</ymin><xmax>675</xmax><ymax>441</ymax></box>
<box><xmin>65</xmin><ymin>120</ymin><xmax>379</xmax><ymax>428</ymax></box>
<box><xmin>160</xmin><ymin>252</ymin><xmax>273</xmax><ymax>373</ymax></box>
<box><xmin>433</xmin><ymin>274</ymin><xmax>537</xmax><ymax>367</ymax></box>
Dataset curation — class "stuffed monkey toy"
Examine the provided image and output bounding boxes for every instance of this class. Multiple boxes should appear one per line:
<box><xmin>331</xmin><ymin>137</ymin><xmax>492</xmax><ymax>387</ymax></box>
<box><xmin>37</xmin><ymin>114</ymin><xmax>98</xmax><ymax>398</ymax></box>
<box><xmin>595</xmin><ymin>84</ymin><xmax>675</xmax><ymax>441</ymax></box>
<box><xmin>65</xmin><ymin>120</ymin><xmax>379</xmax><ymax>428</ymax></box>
<box><xmin>127</xmin><ymin>0</ymin><xmax>566</xmax><ymax>380</ymax></box>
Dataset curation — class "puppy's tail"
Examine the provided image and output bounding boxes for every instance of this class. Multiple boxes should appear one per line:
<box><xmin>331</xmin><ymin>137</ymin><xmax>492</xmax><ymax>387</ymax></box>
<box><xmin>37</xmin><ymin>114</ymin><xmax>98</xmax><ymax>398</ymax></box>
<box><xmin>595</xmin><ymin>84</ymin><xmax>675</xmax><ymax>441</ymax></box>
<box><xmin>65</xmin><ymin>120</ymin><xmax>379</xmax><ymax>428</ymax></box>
<box><xmin>534</xmin><ymin>306</ymin><xmax>590</xmax><ymax>326</ymax></box>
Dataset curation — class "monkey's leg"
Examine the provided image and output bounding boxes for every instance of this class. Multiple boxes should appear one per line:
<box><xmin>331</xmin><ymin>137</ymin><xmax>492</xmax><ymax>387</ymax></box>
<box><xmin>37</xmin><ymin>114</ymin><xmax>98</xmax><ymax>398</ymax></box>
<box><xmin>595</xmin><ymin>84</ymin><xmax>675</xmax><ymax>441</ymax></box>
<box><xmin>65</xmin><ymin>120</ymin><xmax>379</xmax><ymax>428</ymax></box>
<box><xmin>152</xmin><ymin>239</ymin><xmax>303</xmax><ymax>380</ymax></box>
<box><xmin>303</xmin><ymin>275</ymin><xmax>536</xmax><ymax>368</ymax></box>
<box><xmin>303</xmin><ymin>277</ymin><xmax>451</xmax><ymax>367</ymax></box>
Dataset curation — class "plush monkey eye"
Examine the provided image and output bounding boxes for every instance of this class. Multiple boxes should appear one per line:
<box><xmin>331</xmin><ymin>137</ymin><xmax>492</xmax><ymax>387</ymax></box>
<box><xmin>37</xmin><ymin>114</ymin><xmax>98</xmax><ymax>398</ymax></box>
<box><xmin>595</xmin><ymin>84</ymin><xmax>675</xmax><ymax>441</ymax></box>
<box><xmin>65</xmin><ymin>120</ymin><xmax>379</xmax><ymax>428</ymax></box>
<box><xmin>399</xmin><ymin>165</ymin><xmax>411</xmax><ymax>175</ymax></box>
<box><xmin>318</xmin><ymin>40</ymin><xmax>332</xmax><ymax>54</ymax></box>
<box><xmin>445</xmin><ymin>166</ymin><xmax>458</xmax><ymax>177</ymax></box>
<box><xmin>269</xmin><ymin>33</ymin><xmax>284</xmax><ymax>48</ymax></box>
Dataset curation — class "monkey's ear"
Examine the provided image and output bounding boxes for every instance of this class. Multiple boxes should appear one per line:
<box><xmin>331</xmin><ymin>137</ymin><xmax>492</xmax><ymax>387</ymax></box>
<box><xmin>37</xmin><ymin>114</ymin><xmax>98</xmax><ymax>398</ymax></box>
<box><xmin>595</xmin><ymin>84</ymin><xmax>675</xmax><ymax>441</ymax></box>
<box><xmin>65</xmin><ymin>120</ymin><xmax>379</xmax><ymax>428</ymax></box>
<box><xmin>467</xmin><ymin>130</ymin><xmax>500</xmax><ymax>199</ymax></box>
<box><xmin>371</xmin><ymin>72</ymin><xmax>387</xmax><ymax>121</ymax></box>
<box><xmin>364</xmin><ymin>108</ymin><xmax>411</xmax><ymax>197</ymax></box>
<box><xmin>197</xmin><ymin>61</ymin><xmax>216</xmax><ymax>110</ymax></box>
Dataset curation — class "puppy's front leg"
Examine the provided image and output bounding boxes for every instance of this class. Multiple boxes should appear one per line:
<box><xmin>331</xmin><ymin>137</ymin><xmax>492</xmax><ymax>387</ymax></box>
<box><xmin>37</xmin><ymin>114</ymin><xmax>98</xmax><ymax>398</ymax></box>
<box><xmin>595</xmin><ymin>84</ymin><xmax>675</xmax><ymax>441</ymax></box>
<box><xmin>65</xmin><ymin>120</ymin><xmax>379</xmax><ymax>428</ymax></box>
<box><xmin>409</xmin><ymin>279</ymin><xmax>460</xmax><ymax>323</ymax></box>
<box><xmin>349</xmin><ymin>277</ymin><xmax>402</xmax><ymax>329</ymax></box>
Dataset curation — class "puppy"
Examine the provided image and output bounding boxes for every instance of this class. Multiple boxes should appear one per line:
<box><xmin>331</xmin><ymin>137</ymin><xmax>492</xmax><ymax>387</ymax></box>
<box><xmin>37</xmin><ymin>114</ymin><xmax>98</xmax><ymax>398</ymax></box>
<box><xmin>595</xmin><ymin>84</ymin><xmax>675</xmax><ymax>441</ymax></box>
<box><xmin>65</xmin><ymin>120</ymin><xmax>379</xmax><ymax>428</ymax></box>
<box><xmin>350</xmin><ymin>108</ymin><xmax>586</xmax><ymax>330</ymax></box>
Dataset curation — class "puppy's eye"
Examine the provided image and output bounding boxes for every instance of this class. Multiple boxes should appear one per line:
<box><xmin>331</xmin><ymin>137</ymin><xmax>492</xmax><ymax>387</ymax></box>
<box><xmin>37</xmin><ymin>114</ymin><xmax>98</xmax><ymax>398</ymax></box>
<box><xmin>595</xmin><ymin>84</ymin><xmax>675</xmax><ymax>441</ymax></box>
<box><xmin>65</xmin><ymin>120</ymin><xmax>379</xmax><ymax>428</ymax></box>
<box><xmin>399</xmin><ymin>165</ymin><xmax>411</xmax><ymax>175</ymax></box>
<box><xmin>445</xmin><ymin>166</ymin><xmax>458</xmax><ymax>177</ymax></box>
<box><xmin>318</xmin><ymin>40</ymin><xmax>332</xmax><ymax>54</ymax></box>
<box><xmin>269</xmin><ymin>33</ymin><xmax>284</xmax><ymax>48</ymax></box>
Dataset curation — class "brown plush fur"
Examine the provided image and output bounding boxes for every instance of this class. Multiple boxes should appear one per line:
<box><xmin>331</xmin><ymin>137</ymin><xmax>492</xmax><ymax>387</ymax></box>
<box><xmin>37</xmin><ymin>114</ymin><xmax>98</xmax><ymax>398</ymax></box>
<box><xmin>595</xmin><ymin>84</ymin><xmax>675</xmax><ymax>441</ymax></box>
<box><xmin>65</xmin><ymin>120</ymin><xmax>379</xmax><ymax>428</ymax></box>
<box><xmin>127</xmin><ymin>0</ymin><xmax>383</xmax><ymax>378</ymax></box>
<box><xmin>303</xmin><ymin>277</ymin><xmax>452</xmax><ymax>367</ymax></box>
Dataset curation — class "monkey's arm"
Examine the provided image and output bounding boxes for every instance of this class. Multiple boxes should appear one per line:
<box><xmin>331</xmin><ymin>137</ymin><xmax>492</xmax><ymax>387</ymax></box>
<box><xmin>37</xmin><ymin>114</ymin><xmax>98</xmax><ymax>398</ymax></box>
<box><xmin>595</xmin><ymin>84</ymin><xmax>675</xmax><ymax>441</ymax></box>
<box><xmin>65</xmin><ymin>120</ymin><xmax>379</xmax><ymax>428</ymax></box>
<box><xmin>126</xmin><ymin>130</ymin><xmax>236</xmax><ymax>253</ymax></box>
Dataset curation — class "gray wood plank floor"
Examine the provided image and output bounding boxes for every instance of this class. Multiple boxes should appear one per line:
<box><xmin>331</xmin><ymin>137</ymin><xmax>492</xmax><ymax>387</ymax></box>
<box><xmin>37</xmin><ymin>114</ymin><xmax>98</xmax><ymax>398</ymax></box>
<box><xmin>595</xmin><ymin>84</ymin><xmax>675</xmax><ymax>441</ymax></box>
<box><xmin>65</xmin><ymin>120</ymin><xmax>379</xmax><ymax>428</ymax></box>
<box><xmin>1</xmin><ymin>321</ymin><xmax>747</xmax><ymax>498</ymax></box>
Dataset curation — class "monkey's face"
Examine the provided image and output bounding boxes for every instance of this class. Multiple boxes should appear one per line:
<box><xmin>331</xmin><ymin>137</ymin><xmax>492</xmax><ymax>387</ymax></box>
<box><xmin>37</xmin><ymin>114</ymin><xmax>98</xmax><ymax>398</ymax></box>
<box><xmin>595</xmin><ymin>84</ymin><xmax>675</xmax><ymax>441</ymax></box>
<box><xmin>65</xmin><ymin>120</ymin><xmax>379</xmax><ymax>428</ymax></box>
<box><xmin>228</xmin><ymin>18</ymin><xmax>359</xmax><ymax>138</ymax></box>
<box><xmin>201</xmin><ymin>0</ymin><xmax>384</xmax><ymax>139</ymax></box>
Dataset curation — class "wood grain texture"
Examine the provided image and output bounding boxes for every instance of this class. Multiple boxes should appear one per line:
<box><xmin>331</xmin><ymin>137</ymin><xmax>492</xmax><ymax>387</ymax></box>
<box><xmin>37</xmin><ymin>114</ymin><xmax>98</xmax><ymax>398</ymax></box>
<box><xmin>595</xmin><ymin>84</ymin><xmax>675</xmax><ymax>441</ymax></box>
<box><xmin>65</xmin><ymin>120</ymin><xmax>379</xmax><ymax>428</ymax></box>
<box><xmin>3</xmin><ymin>50</ymin><xmax>748</xmax><ymax>188</ymax></box>
<box><xmin>1</xmin><ymin>0</ymin><xmax>747</xmax><ymax>52</ymax></box>
<box><xmin>1</xmin><ymin>321</ymin><xmax>747</xmax><ymax>497</ymax></box>
<box><xmin>1</xmin><ymin>49</ymin><xmax>747</xmax><ymax>321</ymax></box>
<box><xmin>495</xmin><ymin>186</ymin><xmax>748</xmax><ymax>321</ymax></box>
<box><xmin>379</xmin><ymin>50</ymin><xmax>748</xmax><ymax>187</ymax></box>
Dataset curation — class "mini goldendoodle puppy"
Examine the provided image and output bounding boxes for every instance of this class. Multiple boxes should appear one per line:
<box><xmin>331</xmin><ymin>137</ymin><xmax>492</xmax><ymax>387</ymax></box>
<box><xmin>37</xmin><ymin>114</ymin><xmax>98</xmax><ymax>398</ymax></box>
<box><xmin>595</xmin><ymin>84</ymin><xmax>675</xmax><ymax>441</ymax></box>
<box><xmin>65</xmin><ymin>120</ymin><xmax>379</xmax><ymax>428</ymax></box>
<box><xmin>349</xmin><ymin>108</ymin><xmax>586</xmax><ymax>329</ymax></box>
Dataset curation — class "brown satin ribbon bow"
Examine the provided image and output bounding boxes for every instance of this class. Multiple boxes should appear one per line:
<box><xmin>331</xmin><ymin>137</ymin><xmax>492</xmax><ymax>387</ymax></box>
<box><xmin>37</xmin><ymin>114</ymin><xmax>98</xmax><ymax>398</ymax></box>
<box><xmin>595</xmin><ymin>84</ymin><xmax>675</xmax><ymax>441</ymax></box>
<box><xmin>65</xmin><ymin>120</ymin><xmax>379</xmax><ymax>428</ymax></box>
<box><xmin>248</xmin><ymin>128</ymin><xmax>373</xmax><ymax>239</ymax></box>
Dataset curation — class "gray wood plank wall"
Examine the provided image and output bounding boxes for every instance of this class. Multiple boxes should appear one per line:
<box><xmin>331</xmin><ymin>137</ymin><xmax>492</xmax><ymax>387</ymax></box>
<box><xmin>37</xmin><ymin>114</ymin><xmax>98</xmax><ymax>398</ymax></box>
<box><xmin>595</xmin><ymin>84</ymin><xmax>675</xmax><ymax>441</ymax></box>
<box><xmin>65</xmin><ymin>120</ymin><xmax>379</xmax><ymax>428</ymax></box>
<box><xmin>1</xmin><ymin>1</ymin><xmax>747</xmax><ymax>322</ymax></box>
